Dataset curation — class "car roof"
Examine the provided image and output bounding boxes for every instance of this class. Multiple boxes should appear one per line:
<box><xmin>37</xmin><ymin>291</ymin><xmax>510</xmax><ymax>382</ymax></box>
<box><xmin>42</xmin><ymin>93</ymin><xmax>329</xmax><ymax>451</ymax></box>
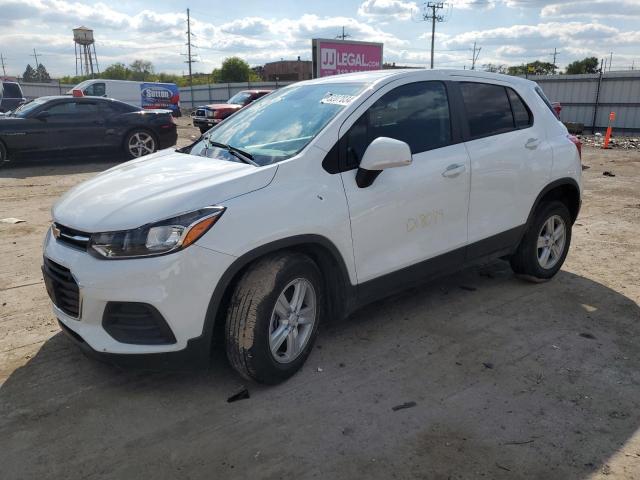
<box><xmin>242</xmin><ymin>89</ymin><xmax>272</xmax><ymax>94</ymax></box>
<box><xmin>27</xmin><ymin>96</ymin><xmax>141</xmax><ymax>109</ymax></box>
<box><xmin>302</xmin><ymin>68</ymin><xmax>536</xmax><ymax>89</ymax></box>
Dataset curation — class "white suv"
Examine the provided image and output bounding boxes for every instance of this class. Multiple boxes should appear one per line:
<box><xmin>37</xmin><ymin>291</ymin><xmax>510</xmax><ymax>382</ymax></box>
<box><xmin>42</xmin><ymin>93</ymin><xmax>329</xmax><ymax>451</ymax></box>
<box><xmin>43</xmin><ymin>69</ymin><xmax>582</xmax><ymax>383</ymax></box>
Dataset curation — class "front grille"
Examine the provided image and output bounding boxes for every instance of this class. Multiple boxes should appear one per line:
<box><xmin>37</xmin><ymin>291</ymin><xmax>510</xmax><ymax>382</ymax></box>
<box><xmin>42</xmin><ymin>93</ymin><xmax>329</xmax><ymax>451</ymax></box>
<box><xmin>42</xmin><ymin>257</ymin><xmax>80</xmax><ymax>317</ymax></box>
<box><xmin>195</xmin><ymin>108</ymin><xmax>206</xmax><ymax>117</ymax></box>
<box><xmin>53</xmin><ymin>223</ymin><xmax>90</xmax><ymax>251</ymax></box>
<box><xmin>103</xmin><ymin>302</ymin><xmax>177</xmax><ymax>345</ymax></box>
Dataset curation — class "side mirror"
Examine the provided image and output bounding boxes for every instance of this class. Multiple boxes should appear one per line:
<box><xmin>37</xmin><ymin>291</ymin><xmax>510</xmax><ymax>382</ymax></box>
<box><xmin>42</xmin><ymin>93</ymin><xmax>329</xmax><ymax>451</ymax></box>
<box><xmin>35</xmin><ymin>110</ymin><xmax>50</xmax><ymax>121</ymax></box>
<box><xmin>356</xmin><ymin>137</ymin><xmax>412</xmax><ymax>188</ymax></box>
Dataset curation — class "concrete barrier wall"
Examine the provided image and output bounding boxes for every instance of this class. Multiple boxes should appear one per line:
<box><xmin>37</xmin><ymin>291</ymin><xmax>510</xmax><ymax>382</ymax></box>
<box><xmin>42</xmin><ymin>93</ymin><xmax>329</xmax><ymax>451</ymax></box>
<box><xmin>178</xmin><ymin>81</ymin><xmax>295</xmax><ymax>109</ymax></box>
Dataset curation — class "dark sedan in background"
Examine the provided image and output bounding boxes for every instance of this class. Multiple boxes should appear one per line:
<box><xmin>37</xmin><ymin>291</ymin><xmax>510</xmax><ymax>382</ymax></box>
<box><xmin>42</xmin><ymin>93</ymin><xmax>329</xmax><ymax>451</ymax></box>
<box><xmin>0</xmin><ymin>96</ymin><xmax>177</xmax><ymax>165</ymax></box>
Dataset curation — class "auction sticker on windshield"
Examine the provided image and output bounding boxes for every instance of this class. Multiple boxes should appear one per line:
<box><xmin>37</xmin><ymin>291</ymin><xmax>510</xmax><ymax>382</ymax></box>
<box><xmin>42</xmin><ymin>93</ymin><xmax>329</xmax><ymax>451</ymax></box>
<box><xmin>320</xmin><ymin>93</ymin><xmax>356</xmax><ymax>106</ymax></box>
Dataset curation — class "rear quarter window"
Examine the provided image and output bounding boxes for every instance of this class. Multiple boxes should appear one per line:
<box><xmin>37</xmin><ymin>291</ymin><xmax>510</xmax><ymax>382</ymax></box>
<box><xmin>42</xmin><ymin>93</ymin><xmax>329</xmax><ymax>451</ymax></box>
<box><xmin>535</xmin><ymin>86</ymin><xmax>557</xmax><ymax>116</ymax></box>
<box><xmin>507</xmin><ymin>88</ymin><xmax>533</xmax><ymax>129</ymax></box>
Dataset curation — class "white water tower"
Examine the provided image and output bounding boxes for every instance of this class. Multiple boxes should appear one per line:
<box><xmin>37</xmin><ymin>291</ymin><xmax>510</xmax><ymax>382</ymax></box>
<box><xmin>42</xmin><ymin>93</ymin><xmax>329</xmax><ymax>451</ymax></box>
<box><xmin>73</xmin><ymin>26</ymin><xmax>100</xmax><ymax>77</ymax></box>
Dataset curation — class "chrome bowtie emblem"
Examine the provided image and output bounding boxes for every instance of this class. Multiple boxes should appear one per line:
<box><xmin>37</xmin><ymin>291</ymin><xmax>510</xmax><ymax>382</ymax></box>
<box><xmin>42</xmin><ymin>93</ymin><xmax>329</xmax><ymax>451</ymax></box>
<box><xmin>52</xmin><ymin>224</ymin><xmax>61</xmax><ymax>239</ymax></box>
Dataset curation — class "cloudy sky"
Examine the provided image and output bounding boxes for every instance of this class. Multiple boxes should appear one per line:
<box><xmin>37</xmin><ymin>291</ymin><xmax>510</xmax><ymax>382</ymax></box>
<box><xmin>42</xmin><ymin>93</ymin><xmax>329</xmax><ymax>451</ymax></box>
<box><xmin>1</xmin><ymin>0</ymin><xmax>639</xmax><ymax>78</ymax></box>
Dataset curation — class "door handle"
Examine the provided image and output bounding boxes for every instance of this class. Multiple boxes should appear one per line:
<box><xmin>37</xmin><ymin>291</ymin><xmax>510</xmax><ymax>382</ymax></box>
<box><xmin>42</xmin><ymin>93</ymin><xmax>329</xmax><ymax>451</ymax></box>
<box><xmin>442</xmin><ymin>163</ymin><xmax>466</xmax><ymax>178</ymax></box>
<box><xmin>525</xmin><ymin>138</ymin><xmax>540</xmax><ymax>150</ymax></box>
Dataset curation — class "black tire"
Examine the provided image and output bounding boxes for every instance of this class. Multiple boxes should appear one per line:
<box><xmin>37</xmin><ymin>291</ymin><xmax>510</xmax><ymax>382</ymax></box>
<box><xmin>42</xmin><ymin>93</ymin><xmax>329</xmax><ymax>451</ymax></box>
<box><xmin>198</xmin><ymin>126</ymin><xmax>208</xmax><ymax>134</ymax></box>
<box><xmin>225</xmin><ymin>252</ymin><xmax>324</xmax><ymax>384</ymax></box>
<box><xmin>0</xmin><ymin>141</ymin><xmax>8</xmax><ymax>167</ymax></box>
<box><xmin>123</xmin><ymin>129</ymin><xmax>158</xmax><ymax>160</ymax></box>
<box><xmin>510</xmin><ymin>200</ymin><xmax>572</xmax><ymax>281</ymax></box>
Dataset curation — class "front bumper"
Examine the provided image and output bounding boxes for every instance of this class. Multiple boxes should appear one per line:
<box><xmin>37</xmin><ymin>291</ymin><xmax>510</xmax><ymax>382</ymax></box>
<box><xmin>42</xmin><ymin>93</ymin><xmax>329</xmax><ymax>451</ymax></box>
<box><xmin>43</xmin><ymin>228</ymin><xmax>236</xmax><ymax>364</ymax></box>
<box><xmin>158</xmin><ymin>125</ymin><xmax>178</xmax><ymax>149</ymax></box>
<box><xmin>193</xmin><ymin>117</ymin><xmax>222</xmax><ymax>129</ymax></box>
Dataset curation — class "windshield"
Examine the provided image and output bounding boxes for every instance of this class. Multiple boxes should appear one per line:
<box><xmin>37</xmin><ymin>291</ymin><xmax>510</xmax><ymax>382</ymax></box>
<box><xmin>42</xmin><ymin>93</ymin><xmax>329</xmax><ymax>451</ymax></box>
<box><xmin>188</xmin><ymin>83</ymin><xmax>365</xmax><ymax>166</ymax></box>
<box><xmin>11</xmin><ymin>97</ymin><xmax>48</xmax><ymax>117</ymax></box>
<box><xmin>227</xmin><ymin>92</ymin><xmax>252</xmax><ymax>105</ymax></box>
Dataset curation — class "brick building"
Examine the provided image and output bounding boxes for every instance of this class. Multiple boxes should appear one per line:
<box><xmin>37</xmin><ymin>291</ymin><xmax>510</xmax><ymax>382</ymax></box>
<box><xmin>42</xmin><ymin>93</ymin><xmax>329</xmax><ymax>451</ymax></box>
<box><xmin>263</xmin><ymin>58</ymin><xmax>312</xmax><ymax>81</ymax></box>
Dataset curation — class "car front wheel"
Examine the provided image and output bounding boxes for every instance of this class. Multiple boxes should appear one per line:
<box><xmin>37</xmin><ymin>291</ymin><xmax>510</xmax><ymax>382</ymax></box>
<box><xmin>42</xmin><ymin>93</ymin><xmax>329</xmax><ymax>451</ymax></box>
<box><xmin>510</xmin><ymin>200</ymin><xmax>572</xmax><ymax>281</ymax></box>
<box><xmin>225</xmin><ymin>252</ymin><xmax>324</xmax><ymax>384</ymax></box>
<box><xmin>124</xmin><ymin>130</ymin><xmax>157</xmax><ymax>159</ymax></box>
<box><xmin>0</xmin><ymin>141</ymin><xmax>8</xmax><ymax>167</ymax></box>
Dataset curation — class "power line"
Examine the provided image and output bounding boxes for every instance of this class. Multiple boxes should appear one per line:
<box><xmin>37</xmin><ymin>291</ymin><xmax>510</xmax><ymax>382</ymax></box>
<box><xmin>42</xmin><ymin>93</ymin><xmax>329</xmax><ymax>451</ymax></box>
<box><xmin>422</xmin><ymin>2</ymin><xmax>445</xmax><ymax>69</ymax></box>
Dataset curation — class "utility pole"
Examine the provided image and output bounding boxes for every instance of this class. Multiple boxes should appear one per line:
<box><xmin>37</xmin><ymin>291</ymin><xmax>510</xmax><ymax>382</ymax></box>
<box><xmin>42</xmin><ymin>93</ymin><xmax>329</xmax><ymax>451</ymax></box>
<box><xmin>185</xmin><ymin>8</ymin><xmax>196</xmax><ymax>109</ymax></box>
<box><xmin>608</xmin><ymin>52</ymin><xmax>613</xmax><ymax>72</ymax></box>
<box><xmin>470</xmin><ymin>41</ymin><xmax>481</xmax><ymax>70</ymax></box>
<box><xmin>336</xmin><ymin>26</ymin><xmax>351</xmax><ymax>41</ymax></box>
<box><xmin>30</xmin><ymin>48</ymin><xmax>40</xmax><ymax>67</ymax></box>
<box><xmin>551</xmin><ymin>47</ymin><xmax>558</xmax><ymax>73</ymax></box>
<box><xmin>0</xmin><ymin>53</ymin><xmax>6</xmax><ymax>77</ymax></box>
<box><xmin>423</xmin><ymin>2</ymin><xmax>445</xmax><ymax>69</ymax></box>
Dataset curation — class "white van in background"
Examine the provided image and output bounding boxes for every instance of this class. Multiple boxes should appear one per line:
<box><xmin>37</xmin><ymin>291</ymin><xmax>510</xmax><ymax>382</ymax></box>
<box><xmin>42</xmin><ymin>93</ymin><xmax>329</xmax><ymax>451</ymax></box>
<box><xmin>70</xmin><ymin>79</ymin><xmax>181</xmax><ymax>116</ymax></box>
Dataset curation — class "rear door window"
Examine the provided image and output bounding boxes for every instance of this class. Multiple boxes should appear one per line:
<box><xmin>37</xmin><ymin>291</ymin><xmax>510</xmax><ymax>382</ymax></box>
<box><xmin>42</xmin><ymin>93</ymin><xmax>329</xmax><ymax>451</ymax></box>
<box><xmin>460</xmin><ymin>82</ymin><xmax>514</xmax><ymax>139</ymax></box>
<box><xmin>343</xmin><ymin>81</ymin><xmax>452</xmax><ymax>168</ymax></box>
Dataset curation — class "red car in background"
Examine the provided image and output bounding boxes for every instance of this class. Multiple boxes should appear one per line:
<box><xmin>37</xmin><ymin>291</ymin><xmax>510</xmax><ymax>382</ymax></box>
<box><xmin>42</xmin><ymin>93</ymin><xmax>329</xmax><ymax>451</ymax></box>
<box><xmin>192</xmin><ymin>89</ymin><xmax>272</xmax><ymax>133</ymax></box>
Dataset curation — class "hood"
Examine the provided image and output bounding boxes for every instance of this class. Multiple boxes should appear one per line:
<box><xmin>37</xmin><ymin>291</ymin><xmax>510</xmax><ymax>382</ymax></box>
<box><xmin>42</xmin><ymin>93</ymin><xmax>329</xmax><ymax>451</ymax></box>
<box><xmin>52</xmin><ymin>149</ymin><xmax>277</xmax><ymax>232</ymax></box>
<box><xmin>204</xmin><ymin>103</ymin><xmax>242</xmax><ymax>111</ymax></box>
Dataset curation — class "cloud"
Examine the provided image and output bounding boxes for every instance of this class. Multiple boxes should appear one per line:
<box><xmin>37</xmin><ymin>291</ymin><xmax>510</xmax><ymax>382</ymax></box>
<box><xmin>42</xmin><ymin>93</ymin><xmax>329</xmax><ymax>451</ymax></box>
<box><xmin>541</xmin><ymin>0</ymin><xmax>640</xmax><ymax>18</ymax></box>
<box><xmin>358</xmin><ymin>0</ymin><xmax>418</xmax><ymax>20</ymax></box>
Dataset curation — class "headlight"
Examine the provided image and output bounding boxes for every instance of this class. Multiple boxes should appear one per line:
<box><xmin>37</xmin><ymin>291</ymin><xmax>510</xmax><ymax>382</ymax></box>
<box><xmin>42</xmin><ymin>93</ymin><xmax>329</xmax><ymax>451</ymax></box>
<box><xmin>89</xmin><ymin>206</ymin><xmax>225</xmax><ymax>259</ymax></box>
<box><xmin>206</xmin><ymin>110</ymin><xmax>215</xmax><ymax>118</ymax></box>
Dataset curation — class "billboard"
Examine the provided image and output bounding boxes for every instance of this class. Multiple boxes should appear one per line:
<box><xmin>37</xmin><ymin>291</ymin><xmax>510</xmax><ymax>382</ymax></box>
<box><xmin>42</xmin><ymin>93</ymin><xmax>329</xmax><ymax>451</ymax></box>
<box><xmin>140</xmin><ymin>82</ymin><xmax>180</xmax><ymax>113</ymax></box>
<box><xmin>312</xmin><ymin>39</ymin><xmax>383</xmax><ymax>78</ymax></box>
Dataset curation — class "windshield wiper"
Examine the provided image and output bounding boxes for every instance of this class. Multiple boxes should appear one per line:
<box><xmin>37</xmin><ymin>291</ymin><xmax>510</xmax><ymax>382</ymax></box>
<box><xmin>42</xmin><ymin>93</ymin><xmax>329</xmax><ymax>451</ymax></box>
<box><xmin>204</xmin><ymin>138</ymin><xmax>258</xmax><ymax>166</ymax></box>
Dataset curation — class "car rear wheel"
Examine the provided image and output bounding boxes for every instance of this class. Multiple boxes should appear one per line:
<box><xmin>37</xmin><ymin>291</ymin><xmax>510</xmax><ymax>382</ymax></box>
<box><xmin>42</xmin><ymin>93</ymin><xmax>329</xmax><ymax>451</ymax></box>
<box><xmin>225</xmin><ymin>252</ymin><xmax>324</xmax><ymax>384</ymax></box>
<box><xmin>510</xmin><ymin>201</ymin><xmax>572</xmax><ymax>281</ymax></box>
<box><xmin>125</xmin><ymin>130</ymin><xmax>157</xmax><ymax>159</ymax></box>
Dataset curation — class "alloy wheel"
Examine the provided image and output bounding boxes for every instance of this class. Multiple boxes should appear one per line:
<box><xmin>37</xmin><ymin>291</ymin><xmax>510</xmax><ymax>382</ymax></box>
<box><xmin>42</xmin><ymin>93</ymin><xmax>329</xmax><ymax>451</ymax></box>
<box><xmin>128</xmin><ymin>132</ymin><xmax>156</xmax><ymax>158</ymax></box>
<box><xmin>269</xmin><ymin>278</ymin><xmax>317</xmax><ymax>364</ymax></box>
<box><xmin>537</xmin><ymin>214</ymin><xmax>566</xmax><ymax>269</ymax></box>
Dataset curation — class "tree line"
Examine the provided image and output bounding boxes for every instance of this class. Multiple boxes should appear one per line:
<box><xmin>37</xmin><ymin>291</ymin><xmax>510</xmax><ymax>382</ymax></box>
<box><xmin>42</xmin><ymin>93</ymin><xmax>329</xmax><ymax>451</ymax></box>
<box><xmin>482</xmin><ymin>57</ymin><xmax>601</xmax><ymax>76</ymax></box>
<box><xmin>58</xmin><ymin>57</ymin><xmax>261</xmax><ymax>86</ymax></box>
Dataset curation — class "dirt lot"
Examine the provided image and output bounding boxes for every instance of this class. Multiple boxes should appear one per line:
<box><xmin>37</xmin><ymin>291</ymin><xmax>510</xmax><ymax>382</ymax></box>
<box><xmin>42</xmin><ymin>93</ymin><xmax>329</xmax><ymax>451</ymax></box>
<box><xmin>1</xmin><ymin>119</ymin><xmax>639</xmax><ymax>479</ymax></box>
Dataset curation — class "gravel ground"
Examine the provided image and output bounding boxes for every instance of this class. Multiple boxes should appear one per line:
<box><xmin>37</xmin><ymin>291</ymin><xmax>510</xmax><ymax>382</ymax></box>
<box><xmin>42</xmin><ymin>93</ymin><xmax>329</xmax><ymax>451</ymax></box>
<box><xmin>1</xmin><ymin>118</ymin><xmax>639</xmax><ymax>479</ymax></box>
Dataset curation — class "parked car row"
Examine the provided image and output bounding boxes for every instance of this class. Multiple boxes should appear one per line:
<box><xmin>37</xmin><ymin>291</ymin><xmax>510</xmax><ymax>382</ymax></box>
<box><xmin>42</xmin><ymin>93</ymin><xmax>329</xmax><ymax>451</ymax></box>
<box><xmin>42</xmin><ymin>69</ymin><xmax>582</xmax><ymax>384</ymax></box>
